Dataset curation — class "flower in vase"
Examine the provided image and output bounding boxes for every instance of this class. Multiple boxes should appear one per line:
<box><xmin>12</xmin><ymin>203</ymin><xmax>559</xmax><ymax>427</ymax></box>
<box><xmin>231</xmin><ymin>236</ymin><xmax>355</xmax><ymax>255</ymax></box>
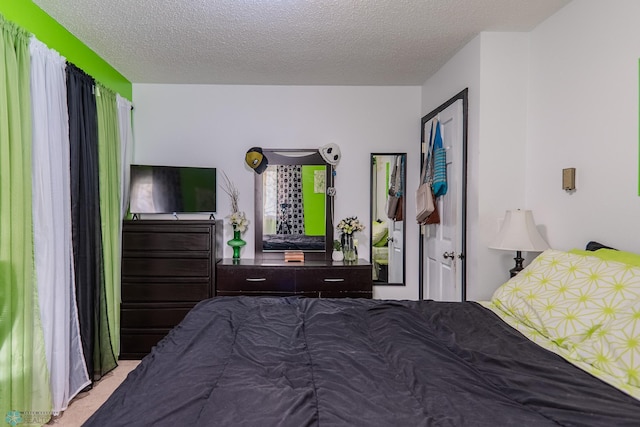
<box><xmin>337</xmin><ymin>216</ymin><xmax>365</xmax><ymax>236</ymax></box>
<box><xmin>228</xmin><ymin>211</ymin><xmax>249</xmax><ymax>233</ymax></box>
<box><xmin>337</xmin><ymin>216</ymin><xmax>364</xmax><ymax>263</ymax></box>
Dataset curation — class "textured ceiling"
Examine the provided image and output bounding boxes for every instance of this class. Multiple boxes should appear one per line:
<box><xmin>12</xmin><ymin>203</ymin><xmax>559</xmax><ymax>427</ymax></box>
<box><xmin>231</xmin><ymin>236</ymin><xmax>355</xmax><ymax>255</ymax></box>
<box><xmin>34</xmin><ymin>0</ymin><xmax>570</xmax><ymax>85</ymax></box>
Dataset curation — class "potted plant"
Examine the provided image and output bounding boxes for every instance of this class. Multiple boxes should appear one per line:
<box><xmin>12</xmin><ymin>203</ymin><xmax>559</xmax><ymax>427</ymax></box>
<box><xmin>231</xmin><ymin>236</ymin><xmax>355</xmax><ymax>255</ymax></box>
<box><xmin>332</xmin><ymin>239</ymin><xmax>344</xmax><ymax>261</ymax></box>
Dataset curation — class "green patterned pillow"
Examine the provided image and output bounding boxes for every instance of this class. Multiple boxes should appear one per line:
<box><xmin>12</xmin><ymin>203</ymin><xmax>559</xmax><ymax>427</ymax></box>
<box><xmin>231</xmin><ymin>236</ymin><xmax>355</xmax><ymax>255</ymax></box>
<box><xmin>371</xmin><ymin>221</ymin><xmax>389</xmax><ymax>247</ymax></box>
<box><xmin>588</xmin><ymin>248</ymin><xmax>640</xmax><ymax>268</ymax></box>
<box><xmin>491</xmin><ymin>249</ymin><xmax>640</xmax><ymax>350</ymax></box>
<box><xmin>575</xmin><ymin>303</ymin><xmax>640</xmax><ymax>387</ymax></box>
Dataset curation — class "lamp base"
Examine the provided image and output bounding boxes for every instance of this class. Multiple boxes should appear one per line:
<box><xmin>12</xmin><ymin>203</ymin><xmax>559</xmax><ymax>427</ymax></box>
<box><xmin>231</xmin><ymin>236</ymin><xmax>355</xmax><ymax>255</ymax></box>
<box><xmin>509</xmin><ymin>250</ymin><xmax>525</xmax><ymax>278</ymax></box>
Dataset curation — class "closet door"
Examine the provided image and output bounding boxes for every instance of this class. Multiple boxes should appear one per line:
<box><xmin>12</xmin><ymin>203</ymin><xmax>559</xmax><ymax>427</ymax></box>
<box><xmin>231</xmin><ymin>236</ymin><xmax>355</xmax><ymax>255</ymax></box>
<box><xmin>420</xmin><ymin>90</ymin><xmax>467</xmax><ymax>301</ymax></box>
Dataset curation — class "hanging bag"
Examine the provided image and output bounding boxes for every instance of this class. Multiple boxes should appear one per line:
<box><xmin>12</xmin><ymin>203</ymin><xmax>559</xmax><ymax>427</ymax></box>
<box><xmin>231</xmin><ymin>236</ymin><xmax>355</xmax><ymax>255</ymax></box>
<box><xmin>424</xmin><ymin>189</ymin><xmax>440</xmax><ymax>224</ymax></box>
<box><xmin>386</xmin><ymin>156</ymin><xmax>403</xmax><ymax>221</ymax></box>
<box><xmin>416</xmin><ymin>124</ymin><xmax>435</xmax><ymax>223</ymax></box>
<box><xmin>431</xmin><ymin>121</ymin><xmax>448</xmax><ymax>197</ymax></box>
<box><xmin>394</xmin><ymin>156</ymin><xmax>405</xmax><ymax>221</ymax></box>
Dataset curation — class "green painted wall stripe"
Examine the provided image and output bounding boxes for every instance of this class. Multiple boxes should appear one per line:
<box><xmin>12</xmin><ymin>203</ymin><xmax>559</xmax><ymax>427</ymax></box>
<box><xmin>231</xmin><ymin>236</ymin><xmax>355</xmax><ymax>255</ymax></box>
<box><xmin>1</xmin><ymin>1</ymin><xmax>132</xmax><ymax>100</ymax></box>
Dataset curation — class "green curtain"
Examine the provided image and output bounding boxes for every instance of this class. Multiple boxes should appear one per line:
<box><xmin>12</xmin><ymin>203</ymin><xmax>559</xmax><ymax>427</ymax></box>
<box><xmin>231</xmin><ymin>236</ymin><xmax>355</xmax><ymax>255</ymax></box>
<box><xmin>96</xmin><ymin>84</ymin><xmax>121</xmax><ymax>357</ymax></box>
<box><xmin>0</xmin><ymin>16</ymin><xmax>52</xmax><ymax>425</ymax></box>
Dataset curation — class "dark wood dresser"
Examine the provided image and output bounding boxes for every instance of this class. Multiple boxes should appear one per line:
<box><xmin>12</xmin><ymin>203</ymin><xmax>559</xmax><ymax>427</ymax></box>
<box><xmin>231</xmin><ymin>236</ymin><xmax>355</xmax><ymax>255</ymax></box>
<box><xmin>120</xmin><ymin>219</ymin><xmax>222</xmax><ymax>359</ymax></box>
<box><xmin>216</xmin><ymin>258</ymin><xmax>373</xmax><ymax>298</ymax></box>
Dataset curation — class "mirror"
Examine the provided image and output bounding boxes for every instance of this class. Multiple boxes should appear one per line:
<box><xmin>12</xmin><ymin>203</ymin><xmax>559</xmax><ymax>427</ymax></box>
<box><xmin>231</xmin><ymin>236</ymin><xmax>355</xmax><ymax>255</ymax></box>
<box><xmin>370</xmin><ymin>153</ymin><xmax>406</xmax><ymax>285</ymax></box>
<box><xmin>255</xmin><ymin>149</ymin><xmax>333</xmax><ymax>260</ymax></box>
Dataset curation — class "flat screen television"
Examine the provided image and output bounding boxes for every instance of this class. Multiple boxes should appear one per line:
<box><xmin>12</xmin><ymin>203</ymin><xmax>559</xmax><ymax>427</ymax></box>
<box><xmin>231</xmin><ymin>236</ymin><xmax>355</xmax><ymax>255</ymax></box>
<box><xmin>129</xmin><ymin>164</ymin><xmax>216</xmax><ymax>214</ymax></box>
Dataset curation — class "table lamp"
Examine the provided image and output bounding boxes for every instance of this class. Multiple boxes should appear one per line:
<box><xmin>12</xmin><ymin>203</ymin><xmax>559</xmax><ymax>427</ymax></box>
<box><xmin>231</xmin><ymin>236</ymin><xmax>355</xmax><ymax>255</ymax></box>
<box><xmin>490</xmin><ymin>209</ymin><xmax>549</xmax><ymax>277</ymax></box>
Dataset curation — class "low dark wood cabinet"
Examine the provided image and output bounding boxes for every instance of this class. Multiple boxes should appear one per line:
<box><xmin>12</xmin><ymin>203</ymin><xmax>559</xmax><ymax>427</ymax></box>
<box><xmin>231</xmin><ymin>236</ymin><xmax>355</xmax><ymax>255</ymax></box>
<box><xmin>120</xmin><ymin>219</ymin><xmax>222</xmax><ymax>359</ymax></box>
<box><xmin>216</xmin><ymin>258</ymin><xmax>373</xmax><ymax>298</ymax></box>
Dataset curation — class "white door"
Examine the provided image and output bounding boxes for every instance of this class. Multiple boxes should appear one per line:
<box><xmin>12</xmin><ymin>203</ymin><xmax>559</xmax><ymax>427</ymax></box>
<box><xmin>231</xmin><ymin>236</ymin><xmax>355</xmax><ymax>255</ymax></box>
<box><xmin>388</xmin><ymin>221</ymin><xmax>403</xmax><ymax>283</ymax></box>
<box><xmin>423</xmin><ymin>98</ymin><xmax>465</xmax><ymax>301</ymax></box>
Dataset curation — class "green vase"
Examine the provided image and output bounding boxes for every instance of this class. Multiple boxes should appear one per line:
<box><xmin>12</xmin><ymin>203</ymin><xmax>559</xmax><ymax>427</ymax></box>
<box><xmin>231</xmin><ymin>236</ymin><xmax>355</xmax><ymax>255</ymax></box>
<box><xmin>227</xmin><ymin>229</ymin><xmax>246</xmax><ymax>259</ymax></box>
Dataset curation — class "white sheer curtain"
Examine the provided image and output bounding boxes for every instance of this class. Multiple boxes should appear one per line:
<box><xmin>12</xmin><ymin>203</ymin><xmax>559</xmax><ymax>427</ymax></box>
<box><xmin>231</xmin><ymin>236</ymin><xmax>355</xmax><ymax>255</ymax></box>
<box><xmin>30</xmin><ymin>37</ymin><xmax>90</xmax><ymax>413</ymax></box>
<box><xmin>117</xmin><ymin>94</ymin><xmax>133</xmax><ymax>219</ymax></box>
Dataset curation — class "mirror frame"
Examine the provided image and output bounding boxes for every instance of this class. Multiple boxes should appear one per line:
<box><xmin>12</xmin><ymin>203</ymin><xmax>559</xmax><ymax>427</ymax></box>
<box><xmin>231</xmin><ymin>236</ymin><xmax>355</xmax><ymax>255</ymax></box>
<box><xmin>254</xmin><ymin>149</ymin><xmax>334</xmax><ymax>260</ymax></box>
<box><xmin>370</xmin><ymin>153</ymin><xmax>406</xmax><ymax>286</ymax></box>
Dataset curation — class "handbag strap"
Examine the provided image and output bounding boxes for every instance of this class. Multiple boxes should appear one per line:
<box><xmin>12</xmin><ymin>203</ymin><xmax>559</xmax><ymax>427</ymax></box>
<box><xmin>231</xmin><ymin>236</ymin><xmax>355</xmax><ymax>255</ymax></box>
<box><xmin>396</xmin><ymin>155</ymin><xmax>404</xmax><ymax>196</ymax></box>
<box><xmin>433</xmin><ymin>121</ymin><xmax>443</xmax><ymax>150</ymax></box>
<box><xmin>389</xmin><ymin>155</ymin><xmax>398</xmax><ymax>191</ymax></box>
<box><xmin>421</xmin><ymin>120</ymin><xmax>437</xmax><ymax>184</ymax></box>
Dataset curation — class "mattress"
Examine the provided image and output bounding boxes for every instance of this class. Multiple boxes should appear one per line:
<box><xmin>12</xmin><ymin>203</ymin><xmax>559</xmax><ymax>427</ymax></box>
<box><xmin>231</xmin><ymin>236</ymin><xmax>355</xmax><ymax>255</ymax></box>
<box><xmin>85</xmin><ymin>296</ymin><xmax>640</xmax><ymax>426</ymax></box>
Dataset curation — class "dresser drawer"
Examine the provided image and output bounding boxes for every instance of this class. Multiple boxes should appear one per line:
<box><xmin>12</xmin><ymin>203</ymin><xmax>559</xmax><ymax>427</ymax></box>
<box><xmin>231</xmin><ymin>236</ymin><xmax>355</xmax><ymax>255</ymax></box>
<box><xmin>123</xmin><ymin>231</ymin><xmax>210</xmax><ymax>251</ymax></box>
<box><xmin>217</xmin><ymin>290</ymin><xmax>295</xmax><ymax>297</ymax></box>
<box><xmin>217</xmin><ymin>266</ymin><xmax>296</xmax><ymax>293</ymax></box>
<box><xmin>215</xmin><ymin>259</ymin><xmax>373</xmax><ymax>298</ymax></box>
<box><xmin>122</xmin><ymin>257</ymin><xmax>210</xmax><ymax>277</ymax></box>
<box><xmin>296</xmin><ymin>266</ymin><xmax>372</xmax><ymax>292</ymax></box>
<box><xmin>317</xmin><ymin>290</ymin><xmax>373</xmax><ymax>299</ymax></box>
<box><xmin>122</xmin><ymin>280</ymin><xmax>210</xmax><ymax>302</ymax></box>
<box><xmin>120</xmin><ymin>330</ymin><xmax>170</xmax><ymax>359</ymax></box>
<box><xmin>121</xmin><ymin>304</ymin><xmax>195</xmax><ymax>328</ymax></box>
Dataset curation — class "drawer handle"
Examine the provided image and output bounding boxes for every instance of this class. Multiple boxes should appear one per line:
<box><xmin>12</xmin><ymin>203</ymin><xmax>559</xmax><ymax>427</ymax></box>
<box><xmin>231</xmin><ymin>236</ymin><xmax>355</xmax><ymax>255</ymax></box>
<box><xmin>245</xmin><ymin>278</ymin><xmax>267</xmax><ymax>282</ymax></box>
<box><xmin>323</xmin><ymin>278</ymin><xmax>345</xmax><ymax>282</ymax></box>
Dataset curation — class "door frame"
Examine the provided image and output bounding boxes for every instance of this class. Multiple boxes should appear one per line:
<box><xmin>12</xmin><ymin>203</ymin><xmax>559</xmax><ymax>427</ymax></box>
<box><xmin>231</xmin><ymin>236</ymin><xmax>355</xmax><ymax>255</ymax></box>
<box><xmin>418</xmin><ymin>88</ymin><xmax>468</xmax><ymax>300</ymax></box>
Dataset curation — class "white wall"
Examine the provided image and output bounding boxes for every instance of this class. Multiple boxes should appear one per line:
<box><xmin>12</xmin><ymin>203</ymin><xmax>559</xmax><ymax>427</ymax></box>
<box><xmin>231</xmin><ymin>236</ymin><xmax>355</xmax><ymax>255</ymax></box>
<box><xmin>421</xmin><ymin>33</ymin><xmax>532</xmax><ymax>301</ymax></box>
<box><xmin>421</xmin><ymin>36</ymin><xmax>482</xmax><ymax>299</ymax></box>
<box><xmin>131</xmin><ymin>84</ymin><xmax>421</xmax><ymax>300</ymax></box>
<box><xmin>476</xmin><ymin>32</ymin><xmax>531</xmax><ymax>300</ymax></box>
<box><xmin>423</xmin><ymin>0</ymin><xmax>640</xmax><ymax>300</ymax></box>
<box><xmin>527</xmin><ymin>0</ymin><xmax>640</xmax><ymax>253</ymax></box>
<box><xmin>132</xmin><ymin>0</ymin><xmax>640</xmax><ymax>302</ymax></box>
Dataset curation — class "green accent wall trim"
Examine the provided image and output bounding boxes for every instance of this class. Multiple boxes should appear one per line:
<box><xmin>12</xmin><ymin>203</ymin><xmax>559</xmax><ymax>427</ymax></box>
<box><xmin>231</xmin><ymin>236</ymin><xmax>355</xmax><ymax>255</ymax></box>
<box><xmin>1</xmin><ymin>1</ymin><xmax>132</xmax><ymax>100</ymax></box>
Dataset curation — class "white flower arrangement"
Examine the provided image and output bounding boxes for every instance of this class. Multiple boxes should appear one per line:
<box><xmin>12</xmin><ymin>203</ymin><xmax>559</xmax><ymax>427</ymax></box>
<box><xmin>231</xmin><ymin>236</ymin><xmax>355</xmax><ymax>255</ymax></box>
<box><xmin>221</xmin><ymin>171</ymin><xmax>249</xmax><ymax>233</ymax></box>
<box><xmin>337</xmin><ymin>216</ymin><xmax>365</xmax><ymax>236</ymax></box>
<box><xmin>228</xmin><ymin>211</ymin><xmax>249</xmax><ymax>233</ymax></box>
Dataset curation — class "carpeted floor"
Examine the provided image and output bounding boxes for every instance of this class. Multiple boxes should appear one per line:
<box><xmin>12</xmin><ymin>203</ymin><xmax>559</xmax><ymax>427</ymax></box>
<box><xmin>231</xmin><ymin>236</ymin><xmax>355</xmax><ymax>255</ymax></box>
<box><xmin>47</xmin><ymin>360</ymin><xmax>140</xmax><ymax>426</ymax></box>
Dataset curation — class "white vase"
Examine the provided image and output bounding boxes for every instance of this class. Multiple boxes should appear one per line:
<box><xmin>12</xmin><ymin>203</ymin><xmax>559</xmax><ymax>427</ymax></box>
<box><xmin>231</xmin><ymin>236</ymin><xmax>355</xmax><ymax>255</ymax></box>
<box><xmin>332</xmin><ymin>250</ymin><xmax>344</xmax><ymax>261</ymax></box>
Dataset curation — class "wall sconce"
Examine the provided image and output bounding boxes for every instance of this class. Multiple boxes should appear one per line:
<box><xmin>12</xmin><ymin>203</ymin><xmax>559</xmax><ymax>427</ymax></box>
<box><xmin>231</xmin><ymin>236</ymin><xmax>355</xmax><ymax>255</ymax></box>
<box><xmin>562</xmin><ymin>168</ymin><xmax>575</xmax><ymax>191</ymax></box>
<box><xmin>490</xmin><ymin>209</ymin><xmax>549</xmax><ymax>277</ymax></box>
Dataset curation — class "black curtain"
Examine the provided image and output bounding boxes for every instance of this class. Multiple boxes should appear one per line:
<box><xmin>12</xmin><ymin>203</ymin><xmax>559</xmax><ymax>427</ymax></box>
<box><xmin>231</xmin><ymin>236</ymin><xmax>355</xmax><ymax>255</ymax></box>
<box><xmin>66</xmin><ymin>63</ymin><xmax>116</xmax><ymax>381</ymax></box>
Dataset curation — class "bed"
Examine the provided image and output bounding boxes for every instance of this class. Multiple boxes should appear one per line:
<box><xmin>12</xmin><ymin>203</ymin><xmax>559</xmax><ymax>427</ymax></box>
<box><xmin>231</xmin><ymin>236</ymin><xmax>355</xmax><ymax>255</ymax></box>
<box><xmin>262</xmin><ymin>233</ymin><xmax>325</xmax><ymax>251</ymax></box>
<box><xmin>85</xmin><ymin>247</ymin><xmax>640</xmax><ymax>426</ymax></box>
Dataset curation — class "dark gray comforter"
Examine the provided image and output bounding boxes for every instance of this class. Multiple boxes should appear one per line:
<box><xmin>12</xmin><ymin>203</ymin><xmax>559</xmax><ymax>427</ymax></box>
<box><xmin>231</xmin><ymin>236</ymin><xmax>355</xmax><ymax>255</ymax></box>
<box><xmin>85</xmin><ymin>297</ymin><xmax>640</xmax><ymax>426</ymax></box>
<box><xmin>262</xmin><ymin>234</ymin><xmax>325</xmax><ymax>251</ymax></box>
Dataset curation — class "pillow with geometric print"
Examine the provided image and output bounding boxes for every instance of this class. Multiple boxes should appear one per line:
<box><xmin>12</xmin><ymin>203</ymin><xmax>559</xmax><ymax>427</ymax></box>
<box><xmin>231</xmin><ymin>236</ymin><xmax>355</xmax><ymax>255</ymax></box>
<box><xmin>491</xmin><ymin>249</ymin><xmax>640</xmax><ymax>350</ymax></box>
<box><xmin>574</xmin><ymin>301</ymin><xmax>640</xmax><ymax>387</ymax></box>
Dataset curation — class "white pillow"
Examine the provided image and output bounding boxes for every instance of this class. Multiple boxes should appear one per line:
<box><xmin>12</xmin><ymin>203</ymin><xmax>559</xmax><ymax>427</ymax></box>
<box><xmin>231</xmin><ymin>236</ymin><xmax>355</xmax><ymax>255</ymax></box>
<box><xmin>491</xmin><ymin>249</ymin><xmax>640</xmax><ymax>349</ymax></box>
<box><xmin>371</xmin><ymin>221</ymin><xmax>388</xmax><ymax>247</ymax></box>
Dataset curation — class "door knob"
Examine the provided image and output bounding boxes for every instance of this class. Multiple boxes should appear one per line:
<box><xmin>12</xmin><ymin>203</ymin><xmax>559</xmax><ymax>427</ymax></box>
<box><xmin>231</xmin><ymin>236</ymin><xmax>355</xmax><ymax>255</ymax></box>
<box><xmin>443</xmin><ymin>252</ymin><xmax>455</xmax><ymax>260</ymax></box>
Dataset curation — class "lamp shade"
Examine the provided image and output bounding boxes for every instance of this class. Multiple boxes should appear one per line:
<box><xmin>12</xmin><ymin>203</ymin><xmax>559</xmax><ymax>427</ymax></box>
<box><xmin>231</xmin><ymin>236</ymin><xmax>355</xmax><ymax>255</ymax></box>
<box><xmin>490</xmin><ymin>210</ymin><xmax>549</xmax><ymax>252</ymax></box>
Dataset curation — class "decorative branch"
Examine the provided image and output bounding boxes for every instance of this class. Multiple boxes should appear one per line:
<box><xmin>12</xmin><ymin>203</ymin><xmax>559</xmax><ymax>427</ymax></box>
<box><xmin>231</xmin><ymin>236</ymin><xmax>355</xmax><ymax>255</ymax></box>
<box><xmin>220</xmin><ymin>170</ymin><xmax>240</xmax><ymax>214</ymax></box>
